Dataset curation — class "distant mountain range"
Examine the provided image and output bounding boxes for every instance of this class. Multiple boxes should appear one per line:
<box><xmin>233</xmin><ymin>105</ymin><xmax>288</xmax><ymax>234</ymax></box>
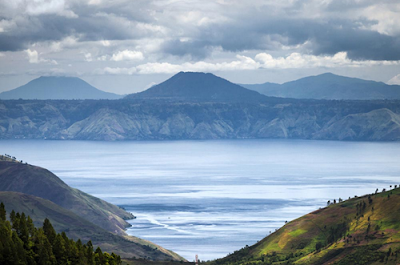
<box><xmin>0</xmin><ymin>72</ymin><xmax>400</xmax><ymax>141</ymax></box>
<box><xmin>0</xmin><ymin>76</ymin><xmax>122</xmax><ymax>100</ymax></box>
<box><xmin>0</xmin><ymin>157</ymin><xmax>183</xmax><ymax>261</ymax></box>
<box><xmin>241</xmin><ymin>73</ymin><xmax>400</xmax><ymax>100</ymax></box>
<box><xmin>2</xmin><ymin>72</ymin><xmax>400</xmax><ymax>101</ymax></box>
<box><xmin>126</xmin><ymin>72</ymin><xmax>268</xmax><ymax>102</ymax></box>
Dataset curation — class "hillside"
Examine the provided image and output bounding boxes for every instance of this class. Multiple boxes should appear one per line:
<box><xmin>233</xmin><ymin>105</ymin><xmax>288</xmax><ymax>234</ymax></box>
<box><xmin>0</xmin><ymin>159</ymin><xmax>133</xmax><ymax>235</ymax></box>
<box><xmin>210</xmin><ymin>187</ymin><xmax>400</xmax><ymax>265</ymax></box>
<box><xmin>0</xmin><ymin>99</ymin><xmax>400</xmax><ymax>141</ymax></box>
<box><xmin>126</xmin><ymin>72</ymin><xmax>268</xmax><ymax>102</ymax></box>
<box><xmin>242</xmin><ymin>73</ymin><xmax>400</xmax><ymax>100</ymax></box>
<box><xmin>0</xmin><ymin>191</ymin><xmax>182</xmax><ymax>260</ymax></box>
<box><xmin>0</xmin><ymin>76</ymin><xmax>122</xmax><ymax>100</ymax></box>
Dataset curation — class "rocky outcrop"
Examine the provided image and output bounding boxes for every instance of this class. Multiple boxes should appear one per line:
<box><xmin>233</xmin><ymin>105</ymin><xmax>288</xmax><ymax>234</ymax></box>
<box><xmin>1</xmin><ymin>99</ymin><xmax>400</xmax><ymax>141</ymax></box>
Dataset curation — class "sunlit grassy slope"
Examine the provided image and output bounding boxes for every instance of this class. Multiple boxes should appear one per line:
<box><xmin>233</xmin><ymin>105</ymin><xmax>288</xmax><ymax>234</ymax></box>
<box><xmin>210</xmin><ymin>187</ymin><xmax>400</xmax><ymax>265</ymax></box>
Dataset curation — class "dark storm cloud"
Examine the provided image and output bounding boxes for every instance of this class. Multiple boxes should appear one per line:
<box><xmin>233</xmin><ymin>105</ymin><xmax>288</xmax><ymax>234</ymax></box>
<box><xmin>161</xmin><ymin>16</ymin><xmax>400</xmax><ymax>61</ymax></box>
<box><xmin>1</xmin><ymin>0</ymin><xmax>400</xmax><ymax>61</ymax></box>
<box><xmin>162</xmin><ymin>39</ymin><xmax>212</xmax><ymax>59</ymax></box>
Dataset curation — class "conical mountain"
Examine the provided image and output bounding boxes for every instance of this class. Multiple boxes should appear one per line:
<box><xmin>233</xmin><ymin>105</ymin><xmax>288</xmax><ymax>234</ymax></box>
<box><xmin>126</xmin><ymin>71</ymin><xmax>267</xmax><ymax>102</ymax></box>
<box><xmin>0</xmin><ymin>76</ymin><xmax>122</xmax><ymax>100</ymax></box>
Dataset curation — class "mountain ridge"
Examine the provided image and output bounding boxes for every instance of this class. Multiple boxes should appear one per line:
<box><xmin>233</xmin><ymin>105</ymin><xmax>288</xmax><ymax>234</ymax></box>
<box><xmin>0</xmin><ymin>76</ymin><xmax>122</xmax><ymax>100</ymax></box>
<box><xmin>1</xmin><ymin>99</ymin><xmax>399</xmax><ymax>141</ymax></box>
<box><xmin>241</xmin><ymin>73</ymin><xmax>400</xmax><ymax>100</ymax></box>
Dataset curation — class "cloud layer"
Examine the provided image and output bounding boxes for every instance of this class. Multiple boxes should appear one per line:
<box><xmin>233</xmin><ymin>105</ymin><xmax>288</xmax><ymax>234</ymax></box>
<box><xmin>0</xmin><ymin>0</ymin><xmax>400</xmax><ymax>88</ymax></box>
<box><xmin>100</xmin><ymin>52</ymin><xmax>400</xmax><ymax>75</ymax></box>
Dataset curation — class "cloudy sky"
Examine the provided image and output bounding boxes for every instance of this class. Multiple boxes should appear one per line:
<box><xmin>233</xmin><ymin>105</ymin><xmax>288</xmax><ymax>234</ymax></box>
<box><xmin>1</xmin><ymin>0</ymin><xmax>400</xmax><ymax>94</ymax></box>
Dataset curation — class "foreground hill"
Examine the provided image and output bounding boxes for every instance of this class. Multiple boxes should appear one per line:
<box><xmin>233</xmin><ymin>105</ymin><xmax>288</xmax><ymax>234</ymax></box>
<box><xmin>0</xmin><ymin>160</ymin><xmax>132</xmax><ymax>235</ymax></box>
<box><xmin>242</xmin><ymin>73</ymin><xmax>400</xmax><ymax>100</ymax></box>
<box><xmin>210</xmin><ymin>187</ymin><xmax>400</xmax><ymax>265</ymax></box>
<box><xmin>0</xmin><ymin>98</ymin><xmax>399</xmax><ymax>141</ymax></box>
<box><xmin>126</xmin><ymin>72</ymin><xmax>268</xmax><ymax>102</ymax></box>
<box><xmin>0</xmin><ymin>76</ymin><xmax>122</xmax><ymax>100</ymax></box>
<box><xmin>0</xmin><ymin>191</ymin><xmax>182</xmax><ymax>260</ymax></box>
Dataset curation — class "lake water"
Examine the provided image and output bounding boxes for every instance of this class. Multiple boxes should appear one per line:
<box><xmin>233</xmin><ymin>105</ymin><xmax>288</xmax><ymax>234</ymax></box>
<box><xmin>1</xmin><ymin>139</ymin><xmax>400</xmax><ymax>261</ymax></box>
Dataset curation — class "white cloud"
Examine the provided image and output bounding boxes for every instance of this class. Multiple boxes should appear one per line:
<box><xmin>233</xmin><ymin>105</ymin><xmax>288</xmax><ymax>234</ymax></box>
<box><xmin>25</xmin><ymin>49</ymin><xmax>58</xmax><ymax>64</ymax></box>
<box><xmin>84</xmin><ymin>53</ymin><xmax>93</xmax><ymax>62</ymax></box>
<box><xmin>0</xmin><ymin>19</ymin><xmax>15</xmax><ymax>33</ymax></box>
<box><xmin>25</xmin><ymin>49</ymin><xmax>40</xmax><ymax>63</ymax></box>
<box><xmin>25</xmin><ymin>0</ymin><xmax>78</xmax><ymax>18</ymax></box>
<box><xmin>388</xmin><ymin>74</ymin><xmax>400</xmax><ymax>85</ymax></box>
<box><xmin>103</xmin><ymin>67</ymin><xmax>137</xmax><ymax>75</ymax></box>
<box><xmin>111</xmin><ymin>50</ymin><xmax>144</xmax><ymax>61</ymax></box>
<box><xmin>100</xmin><ymin>52</ymin><xmax>400</xmax><ymax>75</ymax></box>
<box><xmin>50</xmin><ymin>36</ymin><xmax>79</xmax><ymax>52</ymax></box>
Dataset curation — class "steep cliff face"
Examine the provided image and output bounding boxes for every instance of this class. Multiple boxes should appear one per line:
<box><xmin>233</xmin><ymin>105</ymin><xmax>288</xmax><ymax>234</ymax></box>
<box><xmin>1</xmin><ymin>100</ymin><xmax>400</xmax><ymax>141</ymax></box>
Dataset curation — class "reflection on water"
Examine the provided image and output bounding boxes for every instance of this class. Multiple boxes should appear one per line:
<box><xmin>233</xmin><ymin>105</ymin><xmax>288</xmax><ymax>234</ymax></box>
<box><xmin>1</xmin><ymin>139</ymin><xmax>400</xmax><ymax>260</ymax></box>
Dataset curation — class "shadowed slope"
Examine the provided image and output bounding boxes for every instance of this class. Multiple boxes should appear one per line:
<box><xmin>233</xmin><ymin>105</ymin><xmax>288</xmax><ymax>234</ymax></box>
<box><xmin>0</xmin><ymin>191</ymin><xmax>183</xmax><ymax>260</ymax></box>
<box><xmin>0</xmin><ymin>160</ymin><xmax>132</xmax><ymax>235</ymax></box>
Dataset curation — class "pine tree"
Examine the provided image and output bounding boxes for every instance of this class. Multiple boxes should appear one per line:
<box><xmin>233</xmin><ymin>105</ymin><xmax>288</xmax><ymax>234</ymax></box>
<box><xmin>52</xmin><ymin>234</ymin><xmax>67</xmax><ymax>264</ymax></box>
<box><xmin>26</xmin><ymin>216</ymin><xmax>35</xmax><ymax>236</ymax></box>
<box><xmin>9</xmin><ymin>210</ymin><xmax>16</xmax><ymax>224</ymax></box>
<box><xmin>0</xmin><ymin>204</ymin><xmax>121</xmax><ymax>265</ymax></box>
<box><xmin>43</xmin><ymin>218</ymin><xmax>56</xmax><ymax>245</ymax></box>
<box><xmin>18</xmin><ymin>213</ymin><xmax>30</xmax><ymax>248</ymax></box>
<box><xmin>0</xmin><ymin>202</ymin><xmax>5</xmax><ymax>221</ymax></box>
<box><xmin>86</xmin><ymin>240</ymin><xmax>95</xmax><ymax>265</ymax></box>
<box><xmin>95</xmin><ymin>247</ymin><xmax>105</xmax><ymax>265</ymax></box>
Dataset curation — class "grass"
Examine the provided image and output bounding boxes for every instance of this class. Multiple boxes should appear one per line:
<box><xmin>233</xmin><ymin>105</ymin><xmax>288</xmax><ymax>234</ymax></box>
<box><xmin>209</xmin><ymin>187</ymin><xmax>400</xmax><ymax>265</ymax></box>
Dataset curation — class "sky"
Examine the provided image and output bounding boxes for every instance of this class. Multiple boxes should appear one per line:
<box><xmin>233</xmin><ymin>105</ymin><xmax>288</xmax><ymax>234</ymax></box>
<box><xmin>1</xmin><ymin>0</ymin><xmax>400</xmax><ymax>95</ymax></box>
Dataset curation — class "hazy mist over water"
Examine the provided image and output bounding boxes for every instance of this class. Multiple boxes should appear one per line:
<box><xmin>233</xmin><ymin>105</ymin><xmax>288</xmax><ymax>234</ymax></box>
<box><xmin>2</xmin><ymin>139</ymin><xmax>400</xmax><ymax>261</ymax></box>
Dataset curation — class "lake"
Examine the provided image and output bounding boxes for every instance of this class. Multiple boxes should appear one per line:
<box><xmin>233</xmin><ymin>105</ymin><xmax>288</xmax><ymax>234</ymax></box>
<box><xmin>1</xmin><ymin>139</ymin><xmax>400</xmax><ymax>261</ymax></box>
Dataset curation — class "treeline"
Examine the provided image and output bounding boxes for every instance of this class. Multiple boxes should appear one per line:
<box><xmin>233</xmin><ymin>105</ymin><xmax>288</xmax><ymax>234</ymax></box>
<box><xmin>0</xmin><ymin>202</ymin><xmax>121</xmax><ymax>265</ymax></box>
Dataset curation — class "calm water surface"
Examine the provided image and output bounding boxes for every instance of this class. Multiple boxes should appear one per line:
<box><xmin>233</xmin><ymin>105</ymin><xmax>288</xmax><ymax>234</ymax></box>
<box><xmin>1</xmin><ymin>139</ymin><xmax>400</xmax><ymax>261</ymax></box>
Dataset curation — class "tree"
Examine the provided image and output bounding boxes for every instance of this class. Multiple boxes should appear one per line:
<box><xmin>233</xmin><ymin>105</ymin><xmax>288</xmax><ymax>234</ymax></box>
<box><xmin>43</xmin><ymin>218</ymin><xmax>56</xmax><ymax>245</ymax></box>
<box><xmin>0</xmin><ymin>203</ymin><xmax>121</xmax><ymax>265</ymax></box>
<box><xmin>0</xmin><ymin>202</ymin><xmax>5</xmax><ymax>221</ymax></box>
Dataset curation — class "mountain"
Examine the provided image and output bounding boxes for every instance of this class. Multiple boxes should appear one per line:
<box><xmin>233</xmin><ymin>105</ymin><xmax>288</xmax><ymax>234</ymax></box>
<box><xmin>0</xmin><ymin>191</ymin><xmax>182</xmax><ymax>260</ymax></box>
<box><xmin>241</xmin><ymin>73</ymin><xmax>400</xmax><ymax>100</ymax></box>
<box><xmin>126</xmin><ymin>72</ymin><xmax>268</xmax><ymax>102</ymax></box>
<box><xmin>0</xmin><ymin>159</ymin><xmax>132</xmax><ymax>235</ymax></box>
<box><xmin>1</xmin><ymin>99</ymin><xmax>400</xmax><ymax>141</ymax></box>
<box><xmin>0</xmin><ymin>76</ymin><xmax>122</xmax><ymax>100</ymax></box>
<box><xmin>211</xmin><ymin>187</ymin><xmax>400</xmax><ymax>265</ymax></box>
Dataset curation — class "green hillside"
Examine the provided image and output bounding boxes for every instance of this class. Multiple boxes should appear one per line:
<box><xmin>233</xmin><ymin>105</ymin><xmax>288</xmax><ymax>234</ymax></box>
<box><xmin>210</xmin><ymin>187</ymin><xmax>400</xmax><ymax>265</ymax></box>
<box><xmin>0</xmin><ymin>159</ymin><xmax>132</xmax><ymax>235</ymax></box>
<box><xmin>0</xmin><ymin>191</ymin><xmax>182</xmax><ymax>261</ymax></box>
